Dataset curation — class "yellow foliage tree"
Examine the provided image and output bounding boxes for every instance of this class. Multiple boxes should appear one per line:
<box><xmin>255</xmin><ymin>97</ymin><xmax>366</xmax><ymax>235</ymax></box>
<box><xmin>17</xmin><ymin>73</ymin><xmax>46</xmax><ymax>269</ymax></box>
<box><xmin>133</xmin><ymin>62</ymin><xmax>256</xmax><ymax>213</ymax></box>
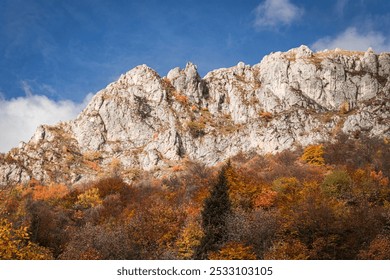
<box><xmin>208</xmin><ymin>242</ymin><xmax>257</xmax><ymax>260</ymax></box>
<box><xmin>76</xmin><ymin>188</ymin><xmax>102</xmax><ymax>209</ymax></box>
<box><xmin>0</xmin><ymin>218</ymin><xmax>52</xmax><ymax>260</ymax></box>
<box><xmin>300</xmin><ymin>145</ymin><xmax>325</xmax><ymax>166</ymax></box>
<box><xmin>175</xmin><ymin>219</ymin><xmax>204</xmax><ymax>259</ymax></box>
<box><xmin>272</xmin><ymin>177</ymin><xmax>301</xmax><ymax>207</ymax></box>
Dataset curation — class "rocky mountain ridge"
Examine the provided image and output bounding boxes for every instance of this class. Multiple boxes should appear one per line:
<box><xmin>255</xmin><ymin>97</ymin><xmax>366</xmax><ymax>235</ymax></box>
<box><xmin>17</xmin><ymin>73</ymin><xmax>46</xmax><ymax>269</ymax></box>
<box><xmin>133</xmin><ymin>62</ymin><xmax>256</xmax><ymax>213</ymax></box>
<box><xmin>1</xmin><ymin>45</ymin><xmax>389</xmax><ymax>186</ymax></box>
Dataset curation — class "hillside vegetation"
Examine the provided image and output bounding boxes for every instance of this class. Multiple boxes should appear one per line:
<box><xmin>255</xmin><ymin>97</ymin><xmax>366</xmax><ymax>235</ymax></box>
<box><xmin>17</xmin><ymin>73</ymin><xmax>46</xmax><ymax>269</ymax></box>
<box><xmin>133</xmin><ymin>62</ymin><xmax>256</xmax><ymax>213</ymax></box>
<box><xmin>1</xmin><ymin>133</ymin><xmax>389</xmax><ymax>260</ymax></box>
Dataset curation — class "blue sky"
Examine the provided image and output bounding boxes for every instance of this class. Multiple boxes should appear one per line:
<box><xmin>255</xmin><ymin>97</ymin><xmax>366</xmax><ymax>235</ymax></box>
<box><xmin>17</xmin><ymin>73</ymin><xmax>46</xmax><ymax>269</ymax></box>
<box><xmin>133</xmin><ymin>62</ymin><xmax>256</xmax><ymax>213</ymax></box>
<box><xmin>0</xmin><ymin>0</ymin><xmax>389</xmax><ymax>152</ymax></box>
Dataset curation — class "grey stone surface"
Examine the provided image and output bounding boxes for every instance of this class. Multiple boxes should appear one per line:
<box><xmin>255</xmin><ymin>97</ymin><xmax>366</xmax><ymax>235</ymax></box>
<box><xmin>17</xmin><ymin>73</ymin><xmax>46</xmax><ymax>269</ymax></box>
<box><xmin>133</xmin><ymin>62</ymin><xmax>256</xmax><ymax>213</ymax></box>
<box><xmin>0</xmin><ymin>46</ymin><xmax>389</xmax><ymax>186</ymax></box>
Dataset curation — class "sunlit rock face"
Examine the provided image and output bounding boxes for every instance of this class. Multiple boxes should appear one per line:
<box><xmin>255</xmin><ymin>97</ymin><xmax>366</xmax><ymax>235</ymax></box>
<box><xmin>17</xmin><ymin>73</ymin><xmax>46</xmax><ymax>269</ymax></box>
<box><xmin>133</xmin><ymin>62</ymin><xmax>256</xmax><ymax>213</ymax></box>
<box><xmin>1</xmin><ymin>46</ymin><xmax>389</xmax><ymax>186</ymax></box>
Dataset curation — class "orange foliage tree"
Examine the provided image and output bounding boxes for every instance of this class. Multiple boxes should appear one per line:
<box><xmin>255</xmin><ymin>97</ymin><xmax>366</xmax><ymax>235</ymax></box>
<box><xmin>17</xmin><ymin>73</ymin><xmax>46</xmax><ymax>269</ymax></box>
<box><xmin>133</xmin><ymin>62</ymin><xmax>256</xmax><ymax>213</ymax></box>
<box><xmin>358</xmin><ymin>235</ymin><xmax>390</xmax><ymax>260</ymax></box>
<box><xmin>29</xmin><ymin>183</ymin><xmax>69</xmax><ymax>203</ymax></box>
<box><xmin>225</xmin><ymin>164</ymin><xmax>263</xmax><ymax>209</ymax></box>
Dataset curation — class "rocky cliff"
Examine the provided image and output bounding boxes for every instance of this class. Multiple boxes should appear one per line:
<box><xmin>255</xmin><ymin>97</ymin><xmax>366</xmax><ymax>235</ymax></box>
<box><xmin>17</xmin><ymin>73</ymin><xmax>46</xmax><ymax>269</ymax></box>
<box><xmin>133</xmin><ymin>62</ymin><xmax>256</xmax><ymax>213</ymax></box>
<box><xmin>1</xmin><ymin>45</ymin><xmax>389</xmax><ymax>186</ymax></box>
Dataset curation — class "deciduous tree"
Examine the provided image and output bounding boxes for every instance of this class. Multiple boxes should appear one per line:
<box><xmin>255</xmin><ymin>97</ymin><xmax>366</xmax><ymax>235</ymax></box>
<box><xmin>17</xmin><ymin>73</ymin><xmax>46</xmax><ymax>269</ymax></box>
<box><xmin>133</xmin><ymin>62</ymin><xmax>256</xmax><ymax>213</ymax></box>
<box><xmin>208</xmin><ymin>242</ymin><xmax>257</xmax><ymax>260</ymax></box>
<box><xmin>0</xmin><ymin>218</ymin><xmax>52</xmax><ymax>260</ymax></box>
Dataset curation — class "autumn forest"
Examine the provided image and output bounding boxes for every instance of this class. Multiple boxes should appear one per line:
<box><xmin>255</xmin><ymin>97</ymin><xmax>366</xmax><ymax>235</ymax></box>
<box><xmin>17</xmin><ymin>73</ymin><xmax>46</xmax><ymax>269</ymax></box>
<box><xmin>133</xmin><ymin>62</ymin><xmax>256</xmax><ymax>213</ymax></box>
<box><xmin>1</xmin><ymin>133</ymin><xmax>390</xmax><ymax>260</ymax></box>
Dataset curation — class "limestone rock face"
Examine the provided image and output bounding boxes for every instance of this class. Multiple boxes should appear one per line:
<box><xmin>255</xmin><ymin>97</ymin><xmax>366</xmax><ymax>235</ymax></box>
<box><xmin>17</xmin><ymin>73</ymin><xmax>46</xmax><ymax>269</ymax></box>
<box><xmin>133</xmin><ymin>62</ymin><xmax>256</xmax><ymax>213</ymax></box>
<box><xmin>1</xmin><ymin>46</ymin><xmax>389</xmax><ymax>186</ymax></box>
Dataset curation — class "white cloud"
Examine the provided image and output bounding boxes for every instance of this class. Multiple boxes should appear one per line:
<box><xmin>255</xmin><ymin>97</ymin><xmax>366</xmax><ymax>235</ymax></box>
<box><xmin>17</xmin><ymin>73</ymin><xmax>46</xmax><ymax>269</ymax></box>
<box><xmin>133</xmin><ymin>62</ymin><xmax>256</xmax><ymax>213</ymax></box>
<box><xmin>312</xmin><ymin>27</ymin><xmax>390</xmax><ymax>52</ymax></box>
<box><xmin>0</xmin><ymin>89</ymin><xmax>93</xmax><ymax>153</ymax></box>
<box><xmin>254</xmin><ymin>0</ymin><xmax>304</xmax><ymax>28</ymax></box>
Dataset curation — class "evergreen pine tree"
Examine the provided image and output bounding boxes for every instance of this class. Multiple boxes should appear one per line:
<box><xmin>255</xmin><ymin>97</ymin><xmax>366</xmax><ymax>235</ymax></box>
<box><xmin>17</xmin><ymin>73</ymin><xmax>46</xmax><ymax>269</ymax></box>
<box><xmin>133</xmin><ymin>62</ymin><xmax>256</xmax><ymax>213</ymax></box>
<box><xmin>194</xmin><ymin>162</ymin><xmax>232</xmax><ymax>259</ymax></box>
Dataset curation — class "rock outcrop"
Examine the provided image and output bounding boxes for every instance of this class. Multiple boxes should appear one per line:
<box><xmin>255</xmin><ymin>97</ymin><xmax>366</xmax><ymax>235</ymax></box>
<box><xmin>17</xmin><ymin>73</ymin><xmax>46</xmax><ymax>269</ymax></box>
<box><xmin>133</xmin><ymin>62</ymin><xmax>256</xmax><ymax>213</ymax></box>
<box><xmin>1</xmin><ymin>46</ymin><xmax>389</xmax><ymax>186</ymax></box>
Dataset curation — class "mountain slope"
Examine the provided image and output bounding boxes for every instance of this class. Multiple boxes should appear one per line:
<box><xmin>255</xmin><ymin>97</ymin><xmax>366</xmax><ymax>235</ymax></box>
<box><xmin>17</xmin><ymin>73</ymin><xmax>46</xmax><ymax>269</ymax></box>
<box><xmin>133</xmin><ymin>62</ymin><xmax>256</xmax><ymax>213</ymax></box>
<box><xmin>1</xmin><ymin>45</ymin><xmax>389</xmax><ymax>186</ymax></box>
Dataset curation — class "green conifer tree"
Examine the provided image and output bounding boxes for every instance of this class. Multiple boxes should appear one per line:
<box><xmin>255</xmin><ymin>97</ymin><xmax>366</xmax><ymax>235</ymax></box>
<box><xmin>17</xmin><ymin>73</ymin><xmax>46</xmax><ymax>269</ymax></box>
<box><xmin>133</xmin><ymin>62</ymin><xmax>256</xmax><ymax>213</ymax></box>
<box><xmin>194</xmin><ymin>162</ymin><xmax>232</xmax><ymax>259</ymax></box>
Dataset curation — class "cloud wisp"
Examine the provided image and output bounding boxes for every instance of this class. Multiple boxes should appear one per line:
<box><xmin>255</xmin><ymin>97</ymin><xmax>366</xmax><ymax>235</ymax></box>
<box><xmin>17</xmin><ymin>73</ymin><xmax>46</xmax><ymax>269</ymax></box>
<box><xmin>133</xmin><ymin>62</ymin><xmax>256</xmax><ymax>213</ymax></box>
<box><xmin>334</xmin><ymin>0</ymin><xmax>350</xmax><ymax>16</ymax></box>
<box><xmin>254</xmin><ymin>0</ymin><xmax>304</xmax><ymax>29</ymax></box>
<box><xmin>0</xmin><ymin>86</ymin><xmax>93</xmax><ymax>153</ymax></box>
<box><xmin>312</xmin><ymin>27</ymin><xmax>390</xmax><ymax>53</ymax></box>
